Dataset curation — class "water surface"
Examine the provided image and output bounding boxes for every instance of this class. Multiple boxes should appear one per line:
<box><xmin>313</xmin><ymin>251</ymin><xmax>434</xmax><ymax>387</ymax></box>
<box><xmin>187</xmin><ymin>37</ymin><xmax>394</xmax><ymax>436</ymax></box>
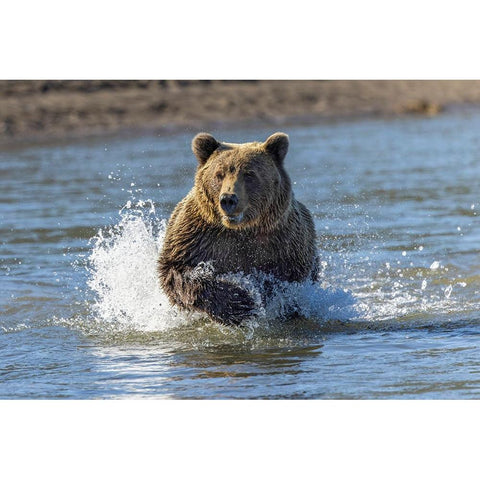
<box><xmin>2</xmin><ymin>108</ymin><xmax>480</xmax><ymax>398</ymax></box>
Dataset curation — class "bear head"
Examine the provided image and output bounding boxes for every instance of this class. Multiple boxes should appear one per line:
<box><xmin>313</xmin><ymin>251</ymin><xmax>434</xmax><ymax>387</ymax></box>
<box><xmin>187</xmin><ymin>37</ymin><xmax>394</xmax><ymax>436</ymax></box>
<box><xmin>192</xmin><ymin>132</ymin><xmax>292</xmax><ymax>230</ymax></box>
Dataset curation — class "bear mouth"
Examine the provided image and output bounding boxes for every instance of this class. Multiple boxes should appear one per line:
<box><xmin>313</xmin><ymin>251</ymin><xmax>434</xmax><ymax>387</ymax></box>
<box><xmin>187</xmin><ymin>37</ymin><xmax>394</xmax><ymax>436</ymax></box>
<box><xmin>223</xmin><ymin>212</ymin><xmax>244</xmax><ymax>224</ymax></box>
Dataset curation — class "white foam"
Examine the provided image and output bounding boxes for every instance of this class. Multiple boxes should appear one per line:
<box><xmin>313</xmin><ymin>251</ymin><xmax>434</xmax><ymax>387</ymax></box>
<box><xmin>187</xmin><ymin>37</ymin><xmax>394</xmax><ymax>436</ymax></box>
<box><xmin>85</xmin><ymin>201</ymin><xmax>358</xmax><ymax>333</ymax></box>
<box><xmin>86</xmin><ymin>201</ymin><xmax>195</xmax><ymax>332</ymax></box>
<box><xmin>84</xmin><ymin>201</ymin><xmax>480</xmax><ymax>335</ymax></box>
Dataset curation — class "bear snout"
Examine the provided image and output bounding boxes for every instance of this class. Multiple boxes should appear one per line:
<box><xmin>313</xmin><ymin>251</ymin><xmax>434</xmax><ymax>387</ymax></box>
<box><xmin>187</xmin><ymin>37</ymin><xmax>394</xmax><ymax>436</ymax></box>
<box><xmin>220</xmin><ymin>193</ymin><xmax>239</xmax><ymax>215</ymax></box>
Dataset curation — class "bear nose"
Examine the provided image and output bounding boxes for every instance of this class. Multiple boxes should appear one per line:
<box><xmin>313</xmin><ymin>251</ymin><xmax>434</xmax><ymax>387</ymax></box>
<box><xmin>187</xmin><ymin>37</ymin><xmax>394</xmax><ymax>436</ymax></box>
<box><xmin>220</xmin><ymin>193</ymin><xmax>238</xmax><ymax>215</ymax></box>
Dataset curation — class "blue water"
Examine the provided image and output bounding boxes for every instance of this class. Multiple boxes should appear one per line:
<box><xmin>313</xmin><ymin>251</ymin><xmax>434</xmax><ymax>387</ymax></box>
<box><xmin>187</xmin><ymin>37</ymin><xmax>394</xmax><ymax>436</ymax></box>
<box><xmin>2</xmin><ymin>108</ymin><xmax>480</xmax><ymax>398</ymax></box>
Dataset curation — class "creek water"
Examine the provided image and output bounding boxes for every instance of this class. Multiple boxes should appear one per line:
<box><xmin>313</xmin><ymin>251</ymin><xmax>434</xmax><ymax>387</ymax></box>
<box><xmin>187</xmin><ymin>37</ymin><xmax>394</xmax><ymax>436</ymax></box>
<box><xmin>2</xmin><ymin>108</ymin><xmax>480</xmax><ymax>399</ymax></box>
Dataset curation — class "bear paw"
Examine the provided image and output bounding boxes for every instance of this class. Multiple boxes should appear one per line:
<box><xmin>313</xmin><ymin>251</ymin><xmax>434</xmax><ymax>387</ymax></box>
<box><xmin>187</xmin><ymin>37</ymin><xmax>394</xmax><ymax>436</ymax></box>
<box><xmin>199</xmin><ymin>281</ymin><xmax>257</xmax><ymax>326</ymax></box>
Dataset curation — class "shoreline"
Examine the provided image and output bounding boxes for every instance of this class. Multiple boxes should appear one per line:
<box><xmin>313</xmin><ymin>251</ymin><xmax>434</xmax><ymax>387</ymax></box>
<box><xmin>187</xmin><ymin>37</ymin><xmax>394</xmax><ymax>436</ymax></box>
<box><xmin>2</xmin><ymin>80</ymin><xmax>480</xmax><ymax>146</ymax></box>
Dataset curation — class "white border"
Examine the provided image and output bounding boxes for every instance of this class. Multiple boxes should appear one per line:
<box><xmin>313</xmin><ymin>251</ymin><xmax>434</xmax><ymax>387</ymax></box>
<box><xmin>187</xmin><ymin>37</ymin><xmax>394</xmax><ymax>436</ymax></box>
<box><xmin>2</xmin><ymin>400</ymin><xmax>478</xmax><ymax>479</ymax></box>
<box><xmin>2</xmin><ymin>0</ymin><xmax>480</xmax><ymax>78</ymax></box>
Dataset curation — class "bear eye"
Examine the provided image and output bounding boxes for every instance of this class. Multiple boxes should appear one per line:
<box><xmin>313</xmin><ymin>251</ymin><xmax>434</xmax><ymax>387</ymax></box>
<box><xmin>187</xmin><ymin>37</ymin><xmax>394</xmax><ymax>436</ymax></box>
<box><xmin>215</xmin><ymin>172</ymin><xmax>224</xmax><ymax>181</ymax></box>
<box><xmin>244</xmin><ymin>170</ymin><xmax>256</xmax><ymax>179</ymax></box>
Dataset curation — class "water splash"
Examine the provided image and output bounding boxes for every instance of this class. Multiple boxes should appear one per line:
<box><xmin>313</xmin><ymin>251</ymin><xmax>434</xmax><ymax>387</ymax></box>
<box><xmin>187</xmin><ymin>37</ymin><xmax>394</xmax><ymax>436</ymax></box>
<box><xmin>347</xmin><ymin>258</ymin><xmax>478</xmax><ymax>325</ymax></box>
<box><xmin>82</xmin><ymin>198</ymin><xmax>480</xmax><ymax>341</ymax></box>
<box><xmin>85</xmin><ymin>200</ymin><xmax>357</xmax><ymax>334</ymax></box>
<box><xmin>86</xmin><ymin>200</ymin><xmax>195</xmax><ymax>332</ymax></box>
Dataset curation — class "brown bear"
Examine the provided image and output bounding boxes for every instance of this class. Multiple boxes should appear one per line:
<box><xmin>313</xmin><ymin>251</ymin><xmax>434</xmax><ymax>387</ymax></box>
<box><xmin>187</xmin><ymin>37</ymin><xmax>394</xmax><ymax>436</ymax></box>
<box><xmin>158</xmin><ymin>132</ymin><xmax>317</xmax><ymax>325</ymax></box>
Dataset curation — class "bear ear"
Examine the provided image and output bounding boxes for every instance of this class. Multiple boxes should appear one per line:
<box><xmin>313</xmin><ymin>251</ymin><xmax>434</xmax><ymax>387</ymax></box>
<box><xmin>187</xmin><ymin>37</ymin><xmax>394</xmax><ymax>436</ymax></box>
<box><xmin>192</xmin><ymin>133</ymin><xmax>220</xmax><ymax>165</ymax></box>
<box><xmin>263</xmin><ymin>132</ymin><xmax>289</xmax><ymax>164</ymax></box>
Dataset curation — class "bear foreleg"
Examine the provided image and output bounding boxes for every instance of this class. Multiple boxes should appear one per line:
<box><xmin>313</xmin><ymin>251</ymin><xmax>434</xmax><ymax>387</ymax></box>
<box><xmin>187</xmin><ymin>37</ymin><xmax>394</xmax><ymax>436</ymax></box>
<box><xmin>160</xmin><ymin>265</ymin><xmax>256</xmax><ymax>326</ymax></box>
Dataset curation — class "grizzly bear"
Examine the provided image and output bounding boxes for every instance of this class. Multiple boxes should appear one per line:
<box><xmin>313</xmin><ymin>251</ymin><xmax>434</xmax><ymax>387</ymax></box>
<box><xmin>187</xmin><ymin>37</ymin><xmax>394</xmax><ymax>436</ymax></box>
<box><xmin>158</xmin><ymin>132</ymin><xmax>317</xmax><ymax>325</ymax></box>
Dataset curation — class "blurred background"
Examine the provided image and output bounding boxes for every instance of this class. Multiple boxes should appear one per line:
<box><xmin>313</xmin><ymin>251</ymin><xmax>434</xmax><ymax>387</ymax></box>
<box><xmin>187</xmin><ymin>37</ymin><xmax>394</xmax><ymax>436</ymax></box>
<box><xmin>3</xmin><ymin>80</ymin><xmax>480</xmax><ymax>144</ymax></box>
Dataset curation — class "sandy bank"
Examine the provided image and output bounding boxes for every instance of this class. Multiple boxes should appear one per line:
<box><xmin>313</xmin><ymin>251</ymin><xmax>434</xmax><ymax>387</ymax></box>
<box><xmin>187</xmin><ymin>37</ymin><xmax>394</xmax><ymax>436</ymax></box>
<box><xmin>2</xmin><ymin>80</ymin><xmax>480</xmax><ymax>144</ymax></box>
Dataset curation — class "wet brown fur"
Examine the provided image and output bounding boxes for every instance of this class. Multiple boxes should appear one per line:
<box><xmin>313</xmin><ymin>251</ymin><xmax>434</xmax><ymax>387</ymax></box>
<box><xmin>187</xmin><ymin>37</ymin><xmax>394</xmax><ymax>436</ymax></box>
<box><xmin>158</xmin><ymin>132</ymin><xmax>317</xmax><ymax>325</ymax></box>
